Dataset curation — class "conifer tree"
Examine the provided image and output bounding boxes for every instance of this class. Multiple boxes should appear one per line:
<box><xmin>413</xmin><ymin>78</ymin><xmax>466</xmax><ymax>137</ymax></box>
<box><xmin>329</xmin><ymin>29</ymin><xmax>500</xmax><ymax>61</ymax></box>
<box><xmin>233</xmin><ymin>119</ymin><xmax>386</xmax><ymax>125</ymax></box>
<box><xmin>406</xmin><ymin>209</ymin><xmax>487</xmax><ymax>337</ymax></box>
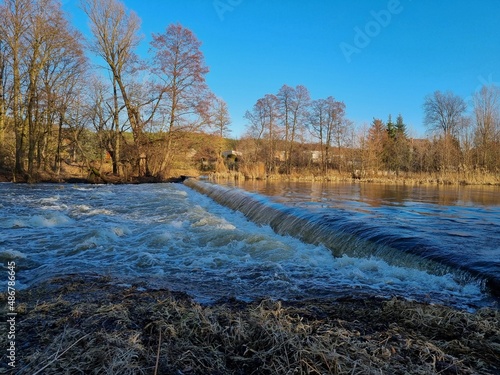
<box><xmin>387</xmin><ymin>114</ymin><xmax>396</xmax><ymax>139</ymax></box>
<box><xmin>395</xmin><ymin>114</ymin><xmax>407</xmax><ymax>138</ymax></box>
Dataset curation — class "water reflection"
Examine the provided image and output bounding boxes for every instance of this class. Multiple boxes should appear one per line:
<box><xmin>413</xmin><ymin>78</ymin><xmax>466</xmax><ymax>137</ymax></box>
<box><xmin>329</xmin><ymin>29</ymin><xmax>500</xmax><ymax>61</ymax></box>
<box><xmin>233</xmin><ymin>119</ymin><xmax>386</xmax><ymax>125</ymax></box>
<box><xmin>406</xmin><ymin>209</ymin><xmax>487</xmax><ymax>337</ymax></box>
<box><xmin>222</xmin><ymin>180</ymin><xmax>500</xmax><ymax>208</ymax></box>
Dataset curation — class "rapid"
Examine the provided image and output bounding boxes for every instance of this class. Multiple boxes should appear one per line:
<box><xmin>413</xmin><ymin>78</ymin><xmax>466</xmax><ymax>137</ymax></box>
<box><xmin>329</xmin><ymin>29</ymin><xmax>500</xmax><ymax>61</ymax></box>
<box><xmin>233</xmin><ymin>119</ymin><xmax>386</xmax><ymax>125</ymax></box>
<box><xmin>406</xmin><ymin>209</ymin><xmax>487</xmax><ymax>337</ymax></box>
<box><xmin>1</xmin><ymin>181</ymin><xmax>498</xmax><ymax>310</ymax></box>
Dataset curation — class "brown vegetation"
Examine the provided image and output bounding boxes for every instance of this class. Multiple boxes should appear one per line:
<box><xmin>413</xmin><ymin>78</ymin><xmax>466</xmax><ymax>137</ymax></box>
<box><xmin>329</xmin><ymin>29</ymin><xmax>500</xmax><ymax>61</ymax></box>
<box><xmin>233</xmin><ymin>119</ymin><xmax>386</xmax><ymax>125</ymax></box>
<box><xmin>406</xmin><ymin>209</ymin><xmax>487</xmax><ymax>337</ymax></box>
<box><xmin>1</xmin><ymin>0</ymin><xmax>498</xmax><ymax>185</ymax></box>
<box><xmin>1</xmin><ymin>274</ymin><xmax>499</xmax><ymax>374</ymax></box>
<box><xmin>208</xmin><ymin>169</ymin><xmax>500</xmax><ymax>187</ymax></box>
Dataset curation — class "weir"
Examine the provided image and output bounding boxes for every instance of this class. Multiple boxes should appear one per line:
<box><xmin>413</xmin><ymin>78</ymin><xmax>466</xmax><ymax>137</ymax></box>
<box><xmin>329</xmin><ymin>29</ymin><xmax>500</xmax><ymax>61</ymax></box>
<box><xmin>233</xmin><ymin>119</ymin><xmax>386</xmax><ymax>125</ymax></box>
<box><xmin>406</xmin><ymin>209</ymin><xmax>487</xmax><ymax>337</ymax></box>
<box><xmin>185</xmin><ymin>179</ymin><xmax>500</xmax><ymax>297</ymax></box>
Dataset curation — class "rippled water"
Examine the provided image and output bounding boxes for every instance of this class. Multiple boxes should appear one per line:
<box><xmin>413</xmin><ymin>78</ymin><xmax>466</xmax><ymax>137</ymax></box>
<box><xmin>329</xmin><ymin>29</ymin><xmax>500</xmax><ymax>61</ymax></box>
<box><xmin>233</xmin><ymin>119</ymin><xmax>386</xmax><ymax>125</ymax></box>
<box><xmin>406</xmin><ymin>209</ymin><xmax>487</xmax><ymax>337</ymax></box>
<box><xmin>216</xmin><ymin>181</ymin><xmax>500</xmax><ymax>290</ymax></box>
<box><xmin>0</xmin><ymin>182</ymin><xmax>498</xmax><ymax>310</ymax></box>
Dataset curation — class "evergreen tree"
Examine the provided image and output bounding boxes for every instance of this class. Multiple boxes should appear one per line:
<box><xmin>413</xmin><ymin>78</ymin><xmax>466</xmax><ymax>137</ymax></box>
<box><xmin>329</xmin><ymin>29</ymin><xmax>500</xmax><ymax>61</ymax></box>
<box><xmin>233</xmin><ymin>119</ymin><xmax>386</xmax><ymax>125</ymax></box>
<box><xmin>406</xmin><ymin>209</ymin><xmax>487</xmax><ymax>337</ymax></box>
<box><xmin>395</xmin><ymin>114</ymin><xmax>407</xmax><ymax>138</ymax></box>
<box><xmin>387</xmin><ymin>114</ymin><xmax>396</xmax><ymax>139</ymax></box>
<box><xmin>384</xmin><ymin>114</ymin><xmax>410</xmax><ymax>174</ymax></box>
<box><xmin>367</xmin><ymin>118</ymin><xmax>387</xmax><ymax>171</ymax></box>
<box><xmin>393</xmin><ymin>114</ymin><xmax>410</xmax><ymax>174</ymax></box>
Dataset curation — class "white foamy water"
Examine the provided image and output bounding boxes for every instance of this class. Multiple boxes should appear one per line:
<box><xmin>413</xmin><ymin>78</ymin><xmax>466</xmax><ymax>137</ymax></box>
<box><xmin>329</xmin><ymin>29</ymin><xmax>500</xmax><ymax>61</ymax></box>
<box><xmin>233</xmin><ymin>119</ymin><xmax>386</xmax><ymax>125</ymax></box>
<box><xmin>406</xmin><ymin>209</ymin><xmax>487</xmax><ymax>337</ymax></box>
<box><xmin>0</xmin><ymin>182</ymin><xmax>495</xmax><ymax>309</ymax></box>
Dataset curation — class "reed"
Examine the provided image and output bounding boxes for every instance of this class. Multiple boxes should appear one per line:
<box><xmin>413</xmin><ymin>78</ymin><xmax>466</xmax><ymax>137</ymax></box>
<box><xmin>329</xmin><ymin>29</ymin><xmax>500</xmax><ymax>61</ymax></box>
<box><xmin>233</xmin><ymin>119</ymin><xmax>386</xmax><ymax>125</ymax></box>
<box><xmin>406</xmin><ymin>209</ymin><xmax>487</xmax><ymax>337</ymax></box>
<box><xmin>206</xmin><ymin>169</ymin><xmax>500</xmax><ymax>186</ymax></box>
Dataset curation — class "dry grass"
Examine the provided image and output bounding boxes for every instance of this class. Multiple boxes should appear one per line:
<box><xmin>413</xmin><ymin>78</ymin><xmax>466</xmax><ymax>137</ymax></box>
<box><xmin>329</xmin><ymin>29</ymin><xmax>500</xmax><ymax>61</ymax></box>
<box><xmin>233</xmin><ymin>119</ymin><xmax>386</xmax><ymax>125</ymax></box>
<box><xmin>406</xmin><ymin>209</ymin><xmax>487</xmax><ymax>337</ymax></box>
<box><xmin>0</xmin><ymin>274</ymin><xmax>499</xmax><ymax>374</ymax></box>
<box><xmin>207</xmin><ymin>170</ymin><xmax>500</xmax><ymax>186</ymax></box>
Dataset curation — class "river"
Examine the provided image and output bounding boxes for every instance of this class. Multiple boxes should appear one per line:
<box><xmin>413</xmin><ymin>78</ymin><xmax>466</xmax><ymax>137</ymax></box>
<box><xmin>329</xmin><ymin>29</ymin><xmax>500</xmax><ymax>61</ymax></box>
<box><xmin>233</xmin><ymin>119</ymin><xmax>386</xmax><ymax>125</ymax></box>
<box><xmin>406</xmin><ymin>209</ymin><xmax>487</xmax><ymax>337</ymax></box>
<box><xmin>1</xmin><ymin>180</ymin><xmax>499</xmax><ymax>311</ymax></box>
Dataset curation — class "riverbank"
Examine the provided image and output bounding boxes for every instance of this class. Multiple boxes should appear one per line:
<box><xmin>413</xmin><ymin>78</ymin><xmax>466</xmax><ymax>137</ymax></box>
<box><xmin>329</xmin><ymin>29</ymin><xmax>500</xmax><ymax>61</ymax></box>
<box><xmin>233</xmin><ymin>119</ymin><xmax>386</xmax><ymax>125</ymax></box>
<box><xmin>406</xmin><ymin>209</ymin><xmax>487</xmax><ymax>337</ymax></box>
<box><xmin>1</xmin><ymin>274</ymin><xmax>499</xmax><ymax>374</ymax></box>
<box><xmin>2</xmin><ymin>165</ymin><xmax>500</xmax><ymax>186</ymax></box>
<box><xmin>0</xmin><ymin>167</ymin><xmax>188</xmax><ymax>184</ymax></box>
<box><xmin>208</xmin><ymin>170</ymin><xmax>500</xmax><ymax>186</ymax></box>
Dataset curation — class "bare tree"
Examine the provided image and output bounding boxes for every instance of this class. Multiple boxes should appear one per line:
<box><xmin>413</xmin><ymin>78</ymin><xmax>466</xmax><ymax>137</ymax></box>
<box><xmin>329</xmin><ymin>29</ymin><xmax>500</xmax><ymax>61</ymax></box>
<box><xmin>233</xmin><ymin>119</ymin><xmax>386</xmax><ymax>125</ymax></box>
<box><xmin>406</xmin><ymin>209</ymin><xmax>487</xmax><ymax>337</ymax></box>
<box><xmin>424</xmin><ymin>91</ymin><xmax>467</xmax><ymax>137</ymax></box>
<box><xmin>244</xmin><ymin>94</ymin><xmax>282</xmax><ymax>173</ymax></box>
<box><xmin>0</xmin><ymin>0</ymin><xmax>86</xmax><ymax>179</ymax></box>
<box><xmin>457</xmin><ymin>115</ymin><xmax>474</xmax><ymax>176</ymax></box>
<box><xmin>244</xmin><ymin>98</ymin><xmax>267</xmax><ymax>165</ymax></box>
<box><xmin>0</xmin><ymin>0</ymin><xmax>32</xmax><ymax>175</ymax></box>
<box><xmin>473</xmin><ymin>85</ymin><xmax>500</xmax><ymax>171</ymax></box>
<box><xmin>308</xmin><ymin>99</ymin><xmax>328</xmax><ymax>173</ymax></box>
<box><xmin>308</xmin><ymin>97</ymin><xmax>346</xmax><ymax>174</ymax></box>
<box><xmin>331</xmin><ymin>103</ymin><xmax>348</xmax><ymax>173</ymax></box>
<box><xmin>260</xmin><ymin>94</ymin><xmax>280</xmax><ymax>174</ymax></box>
<box><xmin>81</xmin><ymin>0</ymin><xmax>142</xmax><ymax>176</ymax></box>
<box><xmin>423</xmin><ymin>91</ymin><xmax>467</xmax><ymax>171</ymax></box>
<box><xmin>277</xmin><ymin>84</ymin><xmax>310</xmax><ymax>174</ymax></box>
<box><xmin>83</xmin><ymin>76</ymin><xmax>116</xmax><ymax>172</ymax></box>
<box><xmin>209</xmin><ymin>96</ymin><xmax>231</xmax><ymax>172</ymax></box>
<box><xmin>64</xmin><ymin>88</ymin><xmax>99</xmax><ymax>176</ymax></box>
<box><xmin>0</xmin><ymin>39</ymin><xmax>6</xmax><ymax>153</ymax></box>
<box><xmin>38</xmin><ymin>8</ymin><xmax>86</xmax><ymax>174</ymax></box>
<box><xmin>150</xmin><ymin>23</ymin><xmax>211</xmax><ymax>177</ymax></box>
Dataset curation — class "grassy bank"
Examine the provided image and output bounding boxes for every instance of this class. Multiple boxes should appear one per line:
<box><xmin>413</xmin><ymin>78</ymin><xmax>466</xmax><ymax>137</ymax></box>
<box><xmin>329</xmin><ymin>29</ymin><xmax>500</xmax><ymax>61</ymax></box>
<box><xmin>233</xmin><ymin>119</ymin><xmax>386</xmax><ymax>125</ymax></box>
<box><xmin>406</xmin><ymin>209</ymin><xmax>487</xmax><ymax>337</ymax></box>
<box><xmin>2</xmin><ymin>161</ymin><xmax>500</xmax><ymax>186</ymax></box>
<box><xmin>208</xmin><ymin>170</ymin><xmax>500</xmax><ymax>186</ymax></box>
<box><xmin>1</xmin><ymin>275</ymin><xmax>499</xmax><ymax>374</ymax></box>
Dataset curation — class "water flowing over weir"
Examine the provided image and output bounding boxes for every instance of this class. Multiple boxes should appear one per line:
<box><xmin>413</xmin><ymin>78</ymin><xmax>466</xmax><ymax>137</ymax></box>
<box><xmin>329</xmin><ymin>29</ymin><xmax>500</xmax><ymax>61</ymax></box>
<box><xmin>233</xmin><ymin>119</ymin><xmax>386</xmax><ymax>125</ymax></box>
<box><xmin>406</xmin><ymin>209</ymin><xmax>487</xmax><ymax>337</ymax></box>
<box><xmin>184</xmin><ymin>179</ymin><xmax>500</xmax><ymax>298</ymax></box>
<box><xmin>1</xmin><ymin>182</ymin><xmax>497</xmax><ymax>309</ymax></box>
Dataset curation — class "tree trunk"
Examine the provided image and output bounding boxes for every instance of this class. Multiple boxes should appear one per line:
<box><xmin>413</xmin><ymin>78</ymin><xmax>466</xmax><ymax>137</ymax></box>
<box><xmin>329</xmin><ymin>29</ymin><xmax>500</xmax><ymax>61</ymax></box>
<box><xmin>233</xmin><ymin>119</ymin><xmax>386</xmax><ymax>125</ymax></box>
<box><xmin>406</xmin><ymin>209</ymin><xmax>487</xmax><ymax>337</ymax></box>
<box><xmin>0</xmin><ymin>44</ymin><xmax>5</xmax><ymax>153</ymax></box>
<box><xmin>159</xmin><ymin>86</ymin><xmax>178</xmax><ymax>177</ymax></box>
<box><xmin>54</xmin><ymin>111</ymin><xmax>64</xmax><ymax>174</ymax></box>
<box><xmin>13</xmin><ymin>49</ymin><xmax>25</xmax><ymax>175</ymax></box>
<box><xmin>112</xmin><ymin>75</ymin><xmax>120</xmax><ymax>175</ymax></box>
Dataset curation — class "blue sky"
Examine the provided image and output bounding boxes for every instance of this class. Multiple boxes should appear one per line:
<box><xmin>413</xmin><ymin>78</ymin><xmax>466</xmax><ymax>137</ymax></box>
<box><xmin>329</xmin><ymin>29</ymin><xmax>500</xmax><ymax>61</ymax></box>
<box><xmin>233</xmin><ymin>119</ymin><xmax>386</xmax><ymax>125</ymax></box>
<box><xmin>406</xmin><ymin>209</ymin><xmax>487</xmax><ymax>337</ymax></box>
<box><xmin>64</xmin><ymin>0</ymin><xmax>500</xmax><ymax>139</ymax></box>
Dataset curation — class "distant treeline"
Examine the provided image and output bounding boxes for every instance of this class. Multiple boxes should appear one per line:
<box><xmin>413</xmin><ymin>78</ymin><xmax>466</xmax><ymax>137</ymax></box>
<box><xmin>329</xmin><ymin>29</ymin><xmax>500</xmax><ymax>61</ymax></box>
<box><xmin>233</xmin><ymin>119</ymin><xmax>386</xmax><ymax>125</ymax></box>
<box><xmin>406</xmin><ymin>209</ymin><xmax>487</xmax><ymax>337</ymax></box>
<box><xmin>1</xmin><ymin>0</ymin><xmax>499</xmax><ymax>182</ymax></box>
<box><xmin>230</xmin><ymin>85</ymin><xmax>500</xmax><ymax>182</ymax></box>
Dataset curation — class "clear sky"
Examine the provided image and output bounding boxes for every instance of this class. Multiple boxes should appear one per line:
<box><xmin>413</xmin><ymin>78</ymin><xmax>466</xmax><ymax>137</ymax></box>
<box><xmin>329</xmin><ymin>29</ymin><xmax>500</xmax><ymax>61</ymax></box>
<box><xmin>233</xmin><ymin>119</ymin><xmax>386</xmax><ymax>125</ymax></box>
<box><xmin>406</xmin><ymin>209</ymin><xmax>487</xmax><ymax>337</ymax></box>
<box><xmin>63</xmin><ymin>0</ymin><xmax>500</xmax><ymax>139</ymax></box>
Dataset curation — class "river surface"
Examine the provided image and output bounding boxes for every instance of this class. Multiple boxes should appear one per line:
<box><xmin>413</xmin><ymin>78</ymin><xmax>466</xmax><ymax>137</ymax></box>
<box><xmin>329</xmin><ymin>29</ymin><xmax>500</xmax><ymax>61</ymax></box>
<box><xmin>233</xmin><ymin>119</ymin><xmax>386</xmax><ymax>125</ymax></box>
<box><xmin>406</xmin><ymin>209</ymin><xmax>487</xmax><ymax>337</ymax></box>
<box><xmin>1</xmin><ymin>181</ymin><xmax>499</xmax><ymax>310</ymax></box>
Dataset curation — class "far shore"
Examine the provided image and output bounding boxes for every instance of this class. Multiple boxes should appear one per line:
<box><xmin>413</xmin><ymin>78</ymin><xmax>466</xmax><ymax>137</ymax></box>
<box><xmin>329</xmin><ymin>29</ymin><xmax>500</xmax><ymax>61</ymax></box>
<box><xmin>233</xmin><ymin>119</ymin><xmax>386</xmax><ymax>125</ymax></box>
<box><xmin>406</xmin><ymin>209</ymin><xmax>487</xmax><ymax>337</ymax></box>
<box><xmin>207</xmin><ymin>170</ymin><xmax>500</xmax><ymax>187</ymax></box>
<box><xmin>1</xmin><ymin>167</ymin><xmax>500</xmax><ymax>187</ymax></box>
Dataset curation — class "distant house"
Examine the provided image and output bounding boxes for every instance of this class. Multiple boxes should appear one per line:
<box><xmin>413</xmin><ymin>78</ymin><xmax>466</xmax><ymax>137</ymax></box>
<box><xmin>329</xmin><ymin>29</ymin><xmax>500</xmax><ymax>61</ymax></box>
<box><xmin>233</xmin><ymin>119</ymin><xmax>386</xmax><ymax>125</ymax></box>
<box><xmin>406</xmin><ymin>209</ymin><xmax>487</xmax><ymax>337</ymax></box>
<box><xmin>222</xmin><ymin>150</ymin><xmax>242</xmax><ymax>171</ymax></box>
<box><xmin>275</xmin><ymin>151</ymin><xmax>286</xmax><ymax>162</ymax></box>
<box><xmin>310</xmin><ymin>150</ymin><xmax>322</xmax><ymax>163</ymax></box>
<box><xmin>222</xmin><ymin>150</ymin><xmax>243</xmax><ymax>159</ymax></box>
